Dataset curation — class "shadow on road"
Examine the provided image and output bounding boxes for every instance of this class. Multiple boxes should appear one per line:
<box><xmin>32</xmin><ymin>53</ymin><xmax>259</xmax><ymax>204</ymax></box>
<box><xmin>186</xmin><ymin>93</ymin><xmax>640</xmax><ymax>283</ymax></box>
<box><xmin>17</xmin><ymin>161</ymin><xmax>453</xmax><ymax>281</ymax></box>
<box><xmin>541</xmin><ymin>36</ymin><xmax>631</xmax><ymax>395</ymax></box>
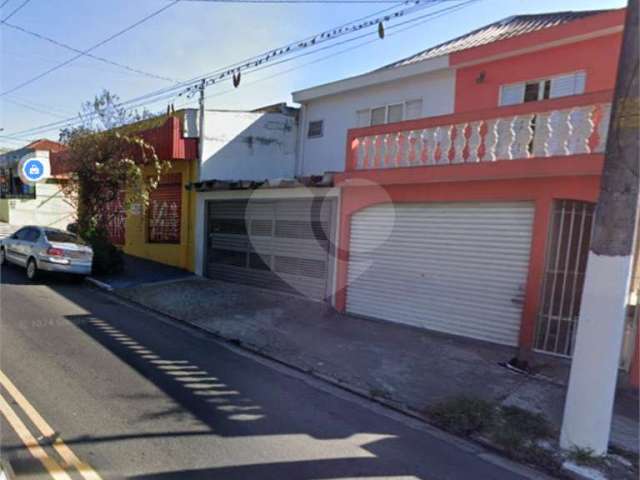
<box><xmin>0</xmin><ymin>265</ymin><xmax>523</xmax><ymax>480</ymax></box>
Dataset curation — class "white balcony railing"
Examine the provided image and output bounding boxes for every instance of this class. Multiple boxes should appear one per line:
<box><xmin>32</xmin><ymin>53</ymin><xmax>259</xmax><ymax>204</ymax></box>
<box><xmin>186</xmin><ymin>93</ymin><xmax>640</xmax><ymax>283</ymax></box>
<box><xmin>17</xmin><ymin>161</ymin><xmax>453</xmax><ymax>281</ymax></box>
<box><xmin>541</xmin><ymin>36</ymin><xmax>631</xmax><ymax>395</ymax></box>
<box><xmin>347</xmin><ymin>93</ymin><xmax>612</xmax><ymax>172</ymax></box>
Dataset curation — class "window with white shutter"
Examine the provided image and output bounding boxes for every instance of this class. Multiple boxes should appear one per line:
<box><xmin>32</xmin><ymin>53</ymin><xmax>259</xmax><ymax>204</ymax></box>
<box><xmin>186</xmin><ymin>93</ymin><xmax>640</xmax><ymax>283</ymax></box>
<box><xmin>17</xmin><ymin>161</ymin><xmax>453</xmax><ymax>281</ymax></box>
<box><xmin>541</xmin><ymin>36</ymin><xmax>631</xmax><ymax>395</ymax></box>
<box><xmin>356</xmin><ymin>109</ymin><xmax>370</xmax><ymax>128</ymax></box>
<box><xmin>371</xmin><ymin>107</ymin><xmax>386</xmax><ymax>126</ymax></box>
<box><xmin>550</xmin><ymin>72</ymin><xmax>586</xmax><ymax>98</ymax></box>
<box><xmin>387</xmin><ymin>104</ymin><xmax>404</xmax><ymax>123</ymax></box>
<box><xmin>405</xmin><ymin>99</ymin><xmax>423</xmax><ymax>120</ymax></box>
<box><xmin>500</xmin><ymin>83</ymin><xmax>526</xmax><ymax>106</ymax></box>
<box><xmin>500</xmin><ymin>72</ymin><xmax>587</xmax><ymax>106</ymax></box>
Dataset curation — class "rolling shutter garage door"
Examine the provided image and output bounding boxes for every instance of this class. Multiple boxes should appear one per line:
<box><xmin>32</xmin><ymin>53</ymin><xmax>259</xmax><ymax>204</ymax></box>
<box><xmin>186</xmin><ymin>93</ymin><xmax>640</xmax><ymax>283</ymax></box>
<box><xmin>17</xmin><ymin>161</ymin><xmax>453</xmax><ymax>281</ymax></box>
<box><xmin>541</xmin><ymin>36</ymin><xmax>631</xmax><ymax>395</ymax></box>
<box><xmin>206</xmin><ymin>199</ymin><xmax>333</xmax><ymax>301</ymax></box>
<box><xmin>347</xmin><ymin>202</ymin><xmax>535</xmax><ymax>346</ymax></box>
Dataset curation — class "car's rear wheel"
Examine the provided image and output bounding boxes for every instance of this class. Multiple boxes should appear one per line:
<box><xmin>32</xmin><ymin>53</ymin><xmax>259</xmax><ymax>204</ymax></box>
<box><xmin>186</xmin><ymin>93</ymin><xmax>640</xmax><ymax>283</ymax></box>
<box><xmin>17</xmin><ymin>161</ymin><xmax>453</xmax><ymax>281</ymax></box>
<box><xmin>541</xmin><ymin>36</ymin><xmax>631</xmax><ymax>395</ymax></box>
<box><xmin>0</xmin><ymin>248</ymin><xmax>5</xmax><ymax>266</ymax></box>
<box><xmin>26</xmin><ymin>258</ymin><xmax>38</xmax><ymax>280</ymax></box>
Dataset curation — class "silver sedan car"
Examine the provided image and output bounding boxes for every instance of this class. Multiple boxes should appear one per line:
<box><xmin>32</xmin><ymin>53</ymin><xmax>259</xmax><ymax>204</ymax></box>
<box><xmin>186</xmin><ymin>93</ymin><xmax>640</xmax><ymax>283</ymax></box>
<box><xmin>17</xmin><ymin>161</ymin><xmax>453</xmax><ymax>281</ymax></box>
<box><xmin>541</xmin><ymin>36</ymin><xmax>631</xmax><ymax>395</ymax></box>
<box><xmin>0</xmin><ymin>226</ymin><xmax>93</xmax><ymax>280</ymax></box>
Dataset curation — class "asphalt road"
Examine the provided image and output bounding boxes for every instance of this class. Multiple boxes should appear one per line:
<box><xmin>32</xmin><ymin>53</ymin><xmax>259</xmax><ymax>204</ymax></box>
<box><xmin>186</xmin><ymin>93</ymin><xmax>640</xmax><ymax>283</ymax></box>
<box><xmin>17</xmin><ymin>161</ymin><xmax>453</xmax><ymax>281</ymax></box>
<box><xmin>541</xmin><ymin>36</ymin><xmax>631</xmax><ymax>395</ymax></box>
<box><xmin>0</xmin><ymin>265</ymin><xmax>542</xmax><ymax>480</ymax></box>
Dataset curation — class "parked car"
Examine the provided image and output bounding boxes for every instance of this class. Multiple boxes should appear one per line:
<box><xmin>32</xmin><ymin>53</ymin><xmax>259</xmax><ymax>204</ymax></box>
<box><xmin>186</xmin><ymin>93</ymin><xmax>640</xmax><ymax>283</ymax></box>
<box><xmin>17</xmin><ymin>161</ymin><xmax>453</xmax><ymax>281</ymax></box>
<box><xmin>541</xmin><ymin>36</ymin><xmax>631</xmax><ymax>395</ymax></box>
<box><xmin>0</xmin><ymin>226</ymin><xmax>93</xmax><ymax>280</ymax></box>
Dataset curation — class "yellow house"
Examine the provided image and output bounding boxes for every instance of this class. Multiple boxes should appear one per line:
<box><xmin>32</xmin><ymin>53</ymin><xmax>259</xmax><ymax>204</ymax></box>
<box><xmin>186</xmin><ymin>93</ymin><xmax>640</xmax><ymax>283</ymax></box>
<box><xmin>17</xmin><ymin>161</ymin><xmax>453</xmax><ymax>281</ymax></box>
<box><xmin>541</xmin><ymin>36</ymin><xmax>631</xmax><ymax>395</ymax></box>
<box><xmin>104</xmin><ymin>112</ymin><xmax>199</xmax><ymax>272</ymax></box>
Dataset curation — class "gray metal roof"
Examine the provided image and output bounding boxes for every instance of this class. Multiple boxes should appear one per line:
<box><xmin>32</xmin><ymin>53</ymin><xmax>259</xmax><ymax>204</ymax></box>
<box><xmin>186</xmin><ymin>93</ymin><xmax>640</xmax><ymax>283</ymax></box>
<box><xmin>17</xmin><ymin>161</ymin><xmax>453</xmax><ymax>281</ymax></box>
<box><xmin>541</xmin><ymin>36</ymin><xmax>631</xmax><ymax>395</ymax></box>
<box><xmin>381</xmin><ymin>9</ymin><xmax>614</xmax><ymax>70</ymax></box>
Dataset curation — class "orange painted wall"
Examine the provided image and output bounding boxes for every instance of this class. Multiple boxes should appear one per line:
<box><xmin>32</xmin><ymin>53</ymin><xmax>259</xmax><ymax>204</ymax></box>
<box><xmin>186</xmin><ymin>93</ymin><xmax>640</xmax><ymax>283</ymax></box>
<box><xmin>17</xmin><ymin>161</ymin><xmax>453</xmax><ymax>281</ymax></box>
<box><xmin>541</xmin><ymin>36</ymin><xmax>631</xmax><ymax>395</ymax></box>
<box><xmin>454</xmin><ymin>33</ymin><xmax>622</xmax><ymax>113</ymax></box>
<box><xmin>334</xmin><ymin>171</ymin><xmax>602</xmax><ymax>350</ymax></box>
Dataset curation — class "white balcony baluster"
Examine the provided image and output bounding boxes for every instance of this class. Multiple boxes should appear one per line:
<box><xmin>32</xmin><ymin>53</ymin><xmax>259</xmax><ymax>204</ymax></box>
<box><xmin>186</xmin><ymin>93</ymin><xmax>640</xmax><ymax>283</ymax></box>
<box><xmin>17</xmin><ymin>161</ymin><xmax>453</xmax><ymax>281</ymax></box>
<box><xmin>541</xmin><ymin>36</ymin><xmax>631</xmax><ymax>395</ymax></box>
<box><xmin>453</xmin><ymin>123</ymin><xmax>467</xmax><ymax>163</ymax></box>
<box><xmin>567</xmin><ymin>106</ymin><xmax>595</xmax><ymax>154</ymax></box>
<box><xmin>547</xmin><ymin>110</ymin><xmax>571</xmax><ymax>156</ymax></box>
<box><xmin>511</xmin><ymin>114</ymin><xmax>535</xmax><ymax>159</ymax></box>
<box><xmin>595</xmin><ymin>103</ymin><xmax>612</xmax><ymax>153</ymax></box>
<box><xmin>532</xmin><ymin>113</ymin><xmax>551</xmax><ymax>158</ymax></box>
<box><xmin>484</xmin><ymin>119</ymin><xmax>499</xmax><ymax>161</ymax></box>
<box><xmin>467</xmin><ymin>121</ymin><xmax>482</xmax><ymax>162</ymax></box>
<box><xmin>350</xmin><ymin>101</ymin><xmax>611</xmax><ymax>170</ymax></box>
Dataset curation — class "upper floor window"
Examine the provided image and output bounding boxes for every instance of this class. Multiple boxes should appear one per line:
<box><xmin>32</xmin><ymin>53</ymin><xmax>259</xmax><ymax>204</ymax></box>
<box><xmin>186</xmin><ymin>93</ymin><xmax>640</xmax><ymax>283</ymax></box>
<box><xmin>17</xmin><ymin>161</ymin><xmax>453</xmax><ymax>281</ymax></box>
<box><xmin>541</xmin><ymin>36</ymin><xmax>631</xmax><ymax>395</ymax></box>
<box><xmin>499</xmin><ymin>71</ymin><xmax>586</xmax><ymax>106</ymax></box>
<box><xmin>307</xmin><ymin>120</ymin><xmax>324</xmax><ymax>138</ymax></box>
<box><xmin>356</xmin><ymin>99</ymin><xmax>423</xmax><ymax>127</ymax></box>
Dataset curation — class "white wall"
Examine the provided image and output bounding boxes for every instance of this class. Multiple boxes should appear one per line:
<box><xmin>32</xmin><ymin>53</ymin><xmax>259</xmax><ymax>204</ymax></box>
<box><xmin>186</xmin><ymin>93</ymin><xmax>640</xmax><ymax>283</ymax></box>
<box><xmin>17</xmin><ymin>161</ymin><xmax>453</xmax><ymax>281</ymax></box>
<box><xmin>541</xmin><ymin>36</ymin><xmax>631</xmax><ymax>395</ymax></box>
<box><xmin>6</xmin><ymin>181</ymin><xmax>75</xmax><ymax>229</ymax></box>
<box><xmin>200</xmin><ymin>110</ymin><xmax>297</xmax><ymax>181</ymax></box>
<box><xmin>297</xmin><ymin>68</ymin><xmax>456</xmax><ymax>176</ymax></box>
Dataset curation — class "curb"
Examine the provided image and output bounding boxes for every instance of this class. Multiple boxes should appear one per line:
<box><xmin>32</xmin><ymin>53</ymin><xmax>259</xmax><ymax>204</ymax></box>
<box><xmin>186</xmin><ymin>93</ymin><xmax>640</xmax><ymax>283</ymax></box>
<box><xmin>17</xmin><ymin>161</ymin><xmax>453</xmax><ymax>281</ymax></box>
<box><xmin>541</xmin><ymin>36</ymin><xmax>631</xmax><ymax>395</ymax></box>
<box><xmin>85</xmin><ymin>277</ymin><xmax>114</xmax><ymax>292</ymax></box>
<box><xmin>90</xmin><ymin>285</ymin><xmax>557</xmax><ymax>480</ymax></box>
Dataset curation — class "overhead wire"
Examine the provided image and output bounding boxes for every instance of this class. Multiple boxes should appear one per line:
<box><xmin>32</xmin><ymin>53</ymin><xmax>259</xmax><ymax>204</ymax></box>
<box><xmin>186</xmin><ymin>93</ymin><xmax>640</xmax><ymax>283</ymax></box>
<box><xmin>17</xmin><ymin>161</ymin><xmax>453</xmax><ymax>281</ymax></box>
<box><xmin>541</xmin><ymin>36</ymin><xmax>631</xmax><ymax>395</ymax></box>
<box><xmin>0</xmin><ymin>0</ymin><xmax>30</xmax><ymax>22</ymax></box>
<box><xmin>1</xmin><ymin>21</ymin><xmax>180</xmax><ymax>83</ymax></box>
<box><xmin>0</xmin><ymin>0</ymin><xmax>182</xmax><ymax>97</ymax></box>
<box><xmin>5</xmin><ymin>0</ymin><xmax>475</xmax><ymax>139</ymax></box>
<box><xmin>184</xmin><ymin>0</ymin><xmax>477</xmax><ymax>106</ymax></box>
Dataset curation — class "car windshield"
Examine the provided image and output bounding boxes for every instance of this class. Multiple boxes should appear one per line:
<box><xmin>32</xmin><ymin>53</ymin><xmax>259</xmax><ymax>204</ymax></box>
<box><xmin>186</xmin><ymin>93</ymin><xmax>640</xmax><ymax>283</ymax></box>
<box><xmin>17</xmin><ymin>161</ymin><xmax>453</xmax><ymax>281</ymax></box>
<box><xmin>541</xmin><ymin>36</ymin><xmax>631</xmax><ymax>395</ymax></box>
<box><xmin>45</xmin><ymin>230</ymin><xmax>85</xmax><ymax>245</ymax></box>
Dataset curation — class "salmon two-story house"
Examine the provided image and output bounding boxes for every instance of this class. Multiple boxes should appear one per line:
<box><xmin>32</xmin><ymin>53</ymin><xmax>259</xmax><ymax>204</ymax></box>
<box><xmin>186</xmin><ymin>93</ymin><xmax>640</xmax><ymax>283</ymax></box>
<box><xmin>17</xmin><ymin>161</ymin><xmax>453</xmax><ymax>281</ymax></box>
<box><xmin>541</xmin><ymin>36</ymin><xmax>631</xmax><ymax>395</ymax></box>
<box><xmin>291</xmin><ymin>8</ymin><xmax>636</xmax><ymax>375</ymax></box>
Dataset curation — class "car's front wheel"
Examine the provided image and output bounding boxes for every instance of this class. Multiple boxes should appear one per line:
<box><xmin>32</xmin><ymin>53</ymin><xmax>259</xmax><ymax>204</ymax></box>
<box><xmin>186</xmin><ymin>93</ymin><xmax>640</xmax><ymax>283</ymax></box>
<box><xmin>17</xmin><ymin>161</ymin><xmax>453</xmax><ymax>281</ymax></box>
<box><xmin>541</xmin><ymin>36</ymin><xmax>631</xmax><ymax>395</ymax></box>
<box><xmin>26</xmin><ymin>258</ymin><xmax>38</xmax><ymax>280</ymax></box>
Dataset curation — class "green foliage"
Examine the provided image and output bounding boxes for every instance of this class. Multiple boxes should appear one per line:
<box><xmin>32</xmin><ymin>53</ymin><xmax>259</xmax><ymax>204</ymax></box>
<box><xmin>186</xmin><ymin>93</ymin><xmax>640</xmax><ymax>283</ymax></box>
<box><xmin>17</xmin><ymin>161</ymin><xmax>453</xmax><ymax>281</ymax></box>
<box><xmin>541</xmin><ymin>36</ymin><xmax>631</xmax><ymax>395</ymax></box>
<box><xmin>428</xmin><ymin>396</ymin><xmax>496</xmax><ymax>436</ymax></box>
<box><xmin>83</xmin><ymin>228</ymin><xmax>124</xmax><ymax>275</ymax></box>
<box><xmin>83</xmin><ymin>227</ymin><xmax>124</xmax><ymax>275</ymax></box>
<box><xmin>492</xmin><ymin>405</ymin><xmax>554</xmax><ymax>447</ymax></box>
<box><xmin>59</xmin><ymin>90</ymin><xmax>170</xmax><ymax>268</ymax></box>
<box><xmin>59</xmin><ymin>90</ymin><xmax>155</xmax><ymax>142</ymax></box>
<box><xmin>568</xmin><ymin>447</ymin><xmax>608</xmax><ymax>468</ymax></box>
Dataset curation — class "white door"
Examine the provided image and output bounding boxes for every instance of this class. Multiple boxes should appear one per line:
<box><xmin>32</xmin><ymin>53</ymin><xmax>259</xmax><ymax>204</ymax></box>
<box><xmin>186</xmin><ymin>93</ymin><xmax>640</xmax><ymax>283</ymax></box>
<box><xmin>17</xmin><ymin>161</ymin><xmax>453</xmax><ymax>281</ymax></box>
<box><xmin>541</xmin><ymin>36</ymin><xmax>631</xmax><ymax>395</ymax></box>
<box><xmin>346</xmin><ymin>202</ymin><xmax>535</xmax><ymax>346</ymax></box>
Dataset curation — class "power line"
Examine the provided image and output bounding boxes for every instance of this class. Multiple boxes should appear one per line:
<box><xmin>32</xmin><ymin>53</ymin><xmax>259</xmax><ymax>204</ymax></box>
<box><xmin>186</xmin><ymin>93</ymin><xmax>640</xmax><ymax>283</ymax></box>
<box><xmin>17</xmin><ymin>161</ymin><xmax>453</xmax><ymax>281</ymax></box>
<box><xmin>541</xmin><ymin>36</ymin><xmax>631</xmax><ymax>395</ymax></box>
<box><xmin>6</xmin><ymin>0</ymin><xmax>472</xmax><ymax>138</ymax></box>
<box><xmin>0</xmin><ymin>0</ymin><xmax>182</xmax><ymax>97</ymax></box>
<box><xmin>0</xmin><ymin>0</ymin><xmax>30</xmax><ymax>22</ymax></box>
<box><xmin>1</xmin><ymin>21</ymin><xmax>180</xmax><ymax>83</ymax></box>
<box><xmin>186</xmin><ymin>0</ymin><xmax>476</xmax><ymax>105</ymax></box>
<box><xmin>3</xmin><ymin>97</ymin><xmax>69</xmax><ymax>119</ymax></box>
<box><xmin>178</xmin><ymin>0</ymin><xmax>450</xmax><ymax>97</ymax></box>
<box><xmin>4</xmin><ymin>0</ymin><xmax>409</xmax><ymax>136</ymax></box>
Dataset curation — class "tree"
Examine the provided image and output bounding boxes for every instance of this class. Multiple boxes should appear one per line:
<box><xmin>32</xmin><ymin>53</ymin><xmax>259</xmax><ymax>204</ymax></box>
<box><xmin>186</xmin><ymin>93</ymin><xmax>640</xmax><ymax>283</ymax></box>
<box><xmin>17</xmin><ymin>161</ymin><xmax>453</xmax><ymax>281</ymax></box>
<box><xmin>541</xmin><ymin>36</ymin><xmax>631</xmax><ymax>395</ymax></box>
<box><xmin>59</xmin><ymin>90</ymin><xmax>170</xmax><ymax>273</ymax></box>
<box><xmin>60</xmin><ymin>89</ymin><xmax>154</xmax><ymax>142</ymax></box>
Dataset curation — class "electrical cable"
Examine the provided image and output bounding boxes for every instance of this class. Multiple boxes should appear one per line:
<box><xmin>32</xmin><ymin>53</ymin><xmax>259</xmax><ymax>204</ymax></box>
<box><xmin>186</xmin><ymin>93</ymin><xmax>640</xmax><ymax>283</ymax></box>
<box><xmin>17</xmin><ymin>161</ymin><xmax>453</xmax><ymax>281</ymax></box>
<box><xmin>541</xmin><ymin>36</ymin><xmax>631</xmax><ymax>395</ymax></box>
<box><xmin>4</xmin><ymin>0</ymin><xmax>473</xmax><ymax>138</ymax></box>
<box><xmin>0</xmin><ymin>0</ymin><xmax>182</xmax><ymax>97</ymax></box>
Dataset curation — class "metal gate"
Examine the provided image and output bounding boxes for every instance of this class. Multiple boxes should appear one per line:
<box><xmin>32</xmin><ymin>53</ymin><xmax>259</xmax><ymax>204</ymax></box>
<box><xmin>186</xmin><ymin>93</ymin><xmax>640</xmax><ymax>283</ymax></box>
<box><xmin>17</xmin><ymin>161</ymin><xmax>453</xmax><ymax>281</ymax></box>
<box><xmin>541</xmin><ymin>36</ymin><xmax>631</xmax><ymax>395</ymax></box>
<box><xmin>205</xmin><ymin>198</ymin><xmax>335</xmax><ymax>301</ymax></box>
<box><xmin>346</xmin><ymin>202</ymin><xmax>535</xmax><ymax>346</ymax></box>
<box><xmin>534</xmin><ymin>200</ymin><xmax>595</xmax><ymax>356</ymax></box>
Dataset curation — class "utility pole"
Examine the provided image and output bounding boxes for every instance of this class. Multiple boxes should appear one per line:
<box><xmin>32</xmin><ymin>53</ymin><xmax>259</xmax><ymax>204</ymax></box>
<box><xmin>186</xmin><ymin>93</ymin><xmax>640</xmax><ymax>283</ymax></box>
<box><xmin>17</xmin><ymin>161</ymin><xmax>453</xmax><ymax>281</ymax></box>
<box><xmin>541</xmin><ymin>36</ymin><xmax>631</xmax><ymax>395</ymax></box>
<box><xmin>560</xmin><ymin>0</ymin><xmax>639</xmax><ymax>455</ymax></box>
<box><xmin>197</xmin><ymin>79</ymin><xmax>206</xmax><ymax>170</ymax></box>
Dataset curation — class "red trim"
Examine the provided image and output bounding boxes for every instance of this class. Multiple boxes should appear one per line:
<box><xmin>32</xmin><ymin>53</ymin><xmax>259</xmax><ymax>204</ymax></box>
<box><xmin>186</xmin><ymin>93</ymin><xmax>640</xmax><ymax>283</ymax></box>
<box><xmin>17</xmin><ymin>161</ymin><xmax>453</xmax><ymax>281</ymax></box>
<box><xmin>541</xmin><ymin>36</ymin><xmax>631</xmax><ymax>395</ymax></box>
<box><xmin>337</xmin><ymin>154</ymin><xmax>605</xmax><ymax>187</ymax></box>
<box><xmin>449</xmin><ymin>9</ymin><xmax>626</xmax><ymax>66</ymax></box>
<box><xmin>138</xmin><ymin>116</ymin><xmax>198</xmax><ymax>161</ymax></box>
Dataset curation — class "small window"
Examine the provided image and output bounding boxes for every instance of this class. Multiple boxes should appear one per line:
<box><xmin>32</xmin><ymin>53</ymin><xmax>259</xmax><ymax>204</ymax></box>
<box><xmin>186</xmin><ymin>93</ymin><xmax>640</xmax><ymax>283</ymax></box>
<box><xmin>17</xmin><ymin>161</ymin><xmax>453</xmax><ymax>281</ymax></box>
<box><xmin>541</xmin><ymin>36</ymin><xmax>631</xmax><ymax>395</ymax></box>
<box><xmin>370</xmin><ymin>107</ymin><xmax>386</xmax><ymax>126</ymax></box>
<box><xmin>387</xmin><ymin>104</ymin><xmax>404</xmax><ymax>124</ymax></box>
<box><xmin>405</xmin><ymin>99</ymin><xmax>423</xmax><ymax>120</ymax></box>
<box><xmin>45</xmin><ymin>230</ymin><xmax>83</xmax><ymax>244</ymax></box>
<box><xmin>524</xmin><ymin>82</ymin><xmax>541</xmax><ymax>102</ymax></box>
<box><xmin>356</xmin><ymin>109</ymin><xmax>370</xmax><ymax>128</ymax></box>
<box><xmin>307</xmin><ymin>120</ymin><xmax>324</xmax><ymax>138</ymax></box>
<box><xmin>550</xmin><ymin>72</ymin><xmax>586</xmax><ymax>99</ymax></box>
<box><xmin>500</xmin><ymin>83</ymin><xmax>525</xmax><ymax>106</ymax></box>
<box><xmin>13</xmin><ymin>227</ymin><xmax>29</xmax><ymax>240</ymax></box>
<box><xmin>24</xmin><ymin>228</ymin><xmax>40</xmax><ymax>243</ymax></box>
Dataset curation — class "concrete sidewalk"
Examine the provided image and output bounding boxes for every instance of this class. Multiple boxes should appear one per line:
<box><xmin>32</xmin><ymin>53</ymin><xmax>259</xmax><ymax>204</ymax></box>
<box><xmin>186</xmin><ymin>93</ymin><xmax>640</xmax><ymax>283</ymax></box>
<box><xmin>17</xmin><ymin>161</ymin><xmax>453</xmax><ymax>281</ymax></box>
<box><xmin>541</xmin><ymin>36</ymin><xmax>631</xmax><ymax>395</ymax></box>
<box><xmin>90</xmin><ymin>254</ymin><xmax>194</xmax><ymax>289</ymax></box>
<box><xmin>117</xmin><ymin>276</ymin><xmax>639</xmax><ymax>455</ymax></box>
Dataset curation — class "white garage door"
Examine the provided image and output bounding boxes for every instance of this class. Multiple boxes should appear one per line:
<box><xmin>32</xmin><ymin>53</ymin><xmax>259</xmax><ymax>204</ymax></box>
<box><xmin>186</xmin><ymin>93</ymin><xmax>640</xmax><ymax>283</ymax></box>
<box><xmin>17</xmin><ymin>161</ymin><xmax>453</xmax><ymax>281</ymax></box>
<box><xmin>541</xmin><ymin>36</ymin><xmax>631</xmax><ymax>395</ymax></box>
<box><xmin>347</xmin><ymin>202</ymin><xmax>535</xmax><ymax>346</ymax></box>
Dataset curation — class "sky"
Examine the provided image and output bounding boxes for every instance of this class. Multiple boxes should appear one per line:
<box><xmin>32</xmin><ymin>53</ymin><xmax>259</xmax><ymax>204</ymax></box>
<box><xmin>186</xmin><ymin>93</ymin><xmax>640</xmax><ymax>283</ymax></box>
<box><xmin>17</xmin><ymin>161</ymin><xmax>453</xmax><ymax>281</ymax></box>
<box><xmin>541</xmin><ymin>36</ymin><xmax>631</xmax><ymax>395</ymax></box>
<box><xmin>0</xmin><ymin>0</ymin><xmax>626</xmax><ymax>149</ymax></box>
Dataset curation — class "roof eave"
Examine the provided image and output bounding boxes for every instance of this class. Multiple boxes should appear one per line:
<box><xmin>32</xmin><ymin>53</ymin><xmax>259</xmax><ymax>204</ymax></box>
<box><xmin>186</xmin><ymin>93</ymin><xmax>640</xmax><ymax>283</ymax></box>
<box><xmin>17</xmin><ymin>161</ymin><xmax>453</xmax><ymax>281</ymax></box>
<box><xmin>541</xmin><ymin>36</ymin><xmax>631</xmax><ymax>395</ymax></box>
<box><xmin>292</xmin><ymin>54</ymin><xmax>449</xmax><ymax>103</ymax></box>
